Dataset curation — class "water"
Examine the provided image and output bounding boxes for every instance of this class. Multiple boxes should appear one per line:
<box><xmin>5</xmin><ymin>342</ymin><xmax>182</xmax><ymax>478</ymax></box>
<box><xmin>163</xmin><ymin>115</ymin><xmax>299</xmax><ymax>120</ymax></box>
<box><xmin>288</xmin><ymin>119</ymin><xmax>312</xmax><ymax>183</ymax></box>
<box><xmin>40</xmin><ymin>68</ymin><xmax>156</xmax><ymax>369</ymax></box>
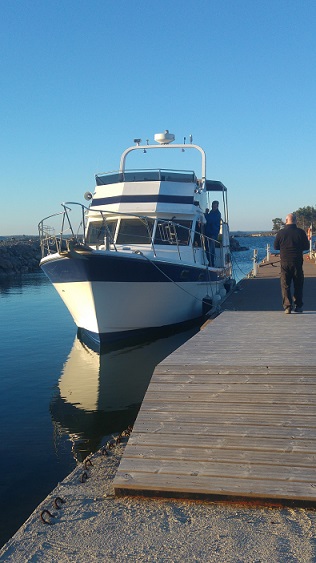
<box><xmin>0</xmin><ymin>273</ymin><xmax>201</xmax><ymax>548</ymax></box>
<box><xmin>0</xmin><ymin>237</ymin><xmax>274</xmax><ymax>548</ymax></box>
<box><xmin>231</xmin><ymin>235</ymin><xmax>275</xmax><ymax>281</ymax></box>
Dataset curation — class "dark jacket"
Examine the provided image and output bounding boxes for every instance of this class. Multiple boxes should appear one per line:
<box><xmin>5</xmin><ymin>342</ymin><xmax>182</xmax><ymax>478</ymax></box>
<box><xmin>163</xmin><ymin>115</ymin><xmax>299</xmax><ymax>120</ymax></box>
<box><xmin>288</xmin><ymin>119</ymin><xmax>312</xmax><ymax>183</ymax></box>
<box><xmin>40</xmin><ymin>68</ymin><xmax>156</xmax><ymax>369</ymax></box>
<box><xmin>205</xmin><ymin>209</ymin><xmax>221</xmax><ymax>239</ymax></box>
<box><xmin>274</xmin><ymin>224</ymin><xmax>309</xmax><ymax>262</ymax></box>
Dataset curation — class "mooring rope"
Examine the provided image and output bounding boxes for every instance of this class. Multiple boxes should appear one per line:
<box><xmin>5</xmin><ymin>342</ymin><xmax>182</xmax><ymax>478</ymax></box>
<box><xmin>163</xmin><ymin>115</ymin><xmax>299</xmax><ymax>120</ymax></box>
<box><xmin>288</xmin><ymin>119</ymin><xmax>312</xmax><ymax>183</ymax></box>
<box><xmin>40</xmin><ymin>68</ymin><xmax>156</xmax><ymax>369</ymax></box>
<box><xmin>133</xmin><ymin>250</ymin><xmax>223</xmax><ymax>305</ymax></box>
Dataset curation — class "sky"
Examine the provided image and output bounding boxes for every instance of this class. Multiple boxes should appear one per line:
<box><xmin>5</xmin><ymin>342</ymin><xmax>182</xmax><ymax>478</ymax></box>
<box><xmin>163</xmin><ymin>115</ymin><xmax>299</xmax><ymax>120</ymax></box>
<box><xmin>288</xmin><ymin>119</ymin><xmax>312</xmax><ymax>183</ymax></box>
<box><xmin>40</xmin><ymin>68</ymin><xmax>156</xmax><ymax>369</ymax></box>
<box><xmin>1</xmin><ymin>0</ymin><xmax>316</xmax><ymax>234</ymax></box>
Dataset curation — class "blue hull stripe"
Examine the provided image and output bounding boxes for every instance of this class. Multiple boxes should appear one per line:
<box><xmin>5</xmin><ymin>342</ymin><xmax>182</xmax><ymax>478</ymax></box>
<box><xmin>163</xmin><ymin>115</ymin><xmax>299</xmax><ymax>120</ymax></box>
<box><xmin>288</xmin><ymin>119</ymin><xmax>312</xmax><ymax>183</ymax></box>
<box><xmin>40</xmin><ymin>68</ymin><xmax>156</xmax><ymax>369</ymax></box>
<box><xmin>91</xmin><ymin>194</ymin><xmax>194</xmax><ymax>207</ymax></box>
<box><xmin>78</xmin><ymin>319</ymin><xmax>201</xmax><ymax>348</ymax></box>
<box><xmin>41</xmin><ymin>254</ymin><xmax>219</xmax><ymax>284</ymax></box>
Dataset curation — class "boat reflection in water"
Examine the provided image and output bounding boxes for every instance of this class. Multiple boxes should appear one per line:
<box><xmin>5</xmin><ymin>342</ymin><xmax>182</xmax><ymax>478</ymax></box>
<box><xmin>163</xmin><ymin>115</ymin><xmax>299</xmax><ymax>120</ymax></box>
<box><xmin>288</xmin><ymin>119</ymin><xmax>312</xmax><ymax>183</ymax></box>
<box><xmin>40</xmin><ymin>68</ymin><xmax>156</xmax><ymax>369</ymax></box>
<box><xmin>50</xmin><ymin>325</ymin><xmax>199</xmax><ymax>461</ymax></box>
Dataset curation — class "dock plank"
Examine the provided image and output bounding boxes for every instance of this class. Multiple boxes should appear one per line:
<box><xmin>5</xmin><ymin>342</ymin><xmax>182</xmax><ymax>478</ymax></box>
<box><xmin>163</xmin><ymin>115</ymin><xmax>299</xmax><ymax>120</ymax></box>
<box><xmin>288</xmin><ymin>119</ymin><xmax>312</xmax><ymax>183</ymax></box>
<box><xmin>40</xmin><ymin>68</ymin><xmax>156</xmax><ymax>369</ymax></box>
<box><xmin>140</xmin><ymin>400</ymin><xmax>316</xmax><ymax>416</ymax></box>
<box><xmin>144</xmin><ymin>390</ymin><xmax>316</xmax><ymax>403</ymax></box>
<box><xmin>122</xmin><ymin>444</ymin><xmax>316</xmax><ymax>467</ymax></box>
<box><xmin>132</xmin><ymin>421</ymin><xmax>316</xmax><ymax>439</ymax></box>
<box><xmin>115</xmin><ymin>471</ymin><xmax>316</xmax><ymax>502</ymax></box>
<box><xmin>126</xmin><ymin>432</ymin><xmax>316</xmax><ymax>453</ymax></box>
<box><xmin>117</xmin><ymin>457</ymin><xmax>316</xmax><ymax>482</ymax></box>
<box><xmin>137</xmin><ymin>411</ymin><xmax>316</xmax><ymax>427</ymax></box>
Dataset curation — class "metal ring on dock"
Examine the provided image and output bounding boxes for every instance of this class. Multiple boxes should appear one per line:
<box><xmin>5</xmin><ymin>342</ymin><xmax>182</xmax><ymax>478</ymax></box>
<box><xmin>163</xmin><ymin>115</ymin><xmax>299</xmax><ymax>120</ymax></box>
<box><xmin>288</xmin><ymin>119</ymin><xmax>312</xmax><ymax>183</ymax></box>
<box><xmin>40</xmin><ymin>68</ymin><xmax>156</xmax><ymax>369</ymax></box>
<box><xmin>40</xmin><ymin>509</ymin><xmax>55</xmax><ymax>524</ymax></box>
<box><xmin>54</xmin><ymin>497</ymin><xmax>66</xmax><ymax>509</ymax></box>
<box><xmin>84</xmin><ymin>459</ymin><xmax>93</xmax><ymax>469</ymax></box>
<box><xmin>80</xmin><ymin>471</ymin><xmax>88</xmax><ymax>483</ymax></box>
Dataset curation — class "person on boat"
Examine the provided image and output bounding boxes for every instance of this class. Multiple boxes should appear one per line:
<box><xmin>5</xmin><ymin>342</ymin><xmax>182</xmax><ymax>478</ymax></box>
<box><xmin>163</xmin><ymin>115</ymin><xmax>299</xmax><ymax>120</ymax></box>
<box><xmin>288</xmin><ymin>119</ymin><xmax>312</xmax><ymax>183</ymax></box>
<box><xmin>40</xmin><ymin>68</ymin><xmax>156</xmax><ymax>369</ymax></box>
<box><xmin>273</xmin><ymin>212</ymin><xmax>309</xmax><ymax>314</ymax></box>
<box><xmin>204</xmin><ymin>201</ymin><xmax>221</xmax><ymax>266</ymax></box>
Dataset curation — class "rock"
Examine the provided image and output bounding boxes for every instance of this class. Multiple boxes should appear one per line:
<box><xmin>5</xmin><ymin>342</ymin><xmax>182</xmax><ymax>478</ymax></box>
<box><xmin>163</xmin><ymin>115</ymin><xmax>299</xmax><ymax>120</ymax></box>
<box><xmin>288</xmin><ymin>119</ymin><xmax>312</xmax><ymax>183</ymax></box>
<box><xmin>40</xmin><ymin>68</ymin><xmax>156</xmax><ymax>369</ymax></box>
<box><xmin>0</xmin><ymin>239</ymin><xmax>42</xmax><ymax>276</ymax></box>
<box><xmin>229</xmin><ymin>236</ymin><xmax>249</xmax><ymax>252</ymax></box>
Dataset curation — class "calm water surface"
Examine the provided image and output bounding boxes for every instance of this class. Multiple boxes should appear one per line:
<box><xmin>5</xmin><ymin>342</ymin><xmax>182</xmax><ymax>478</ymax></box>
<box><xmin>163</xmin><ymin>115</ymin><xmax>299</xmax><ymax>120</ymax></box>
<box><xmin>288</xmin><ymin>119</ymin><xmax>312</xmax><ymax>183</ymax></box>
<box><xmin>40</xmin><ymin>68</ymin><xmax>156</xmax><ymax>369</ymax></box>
<box><xmin>0</xmin><ymin>273</ymin><xmax>201</xmax><ymax>547</ymax></box>
<box><xmin>0</xmin><ymin>238</ymin><xmax>273</xmax><ymax>547</ymax></box>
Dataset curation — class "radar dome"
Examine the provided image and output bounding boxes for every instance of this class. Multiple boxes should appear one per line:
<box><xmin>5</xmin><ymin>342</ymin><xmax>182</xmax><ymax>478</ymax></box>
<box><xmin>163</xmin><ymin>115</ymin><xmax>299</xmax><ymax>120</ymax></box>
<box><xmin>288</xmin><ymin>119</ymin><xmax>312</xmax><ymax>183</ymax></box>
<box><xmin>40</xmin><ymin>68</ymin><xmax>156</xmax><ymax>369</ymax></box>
<box><xmin>154</xmin><ymin>130</ymin><xmax>175</xmax><ymax>144</ymax></box>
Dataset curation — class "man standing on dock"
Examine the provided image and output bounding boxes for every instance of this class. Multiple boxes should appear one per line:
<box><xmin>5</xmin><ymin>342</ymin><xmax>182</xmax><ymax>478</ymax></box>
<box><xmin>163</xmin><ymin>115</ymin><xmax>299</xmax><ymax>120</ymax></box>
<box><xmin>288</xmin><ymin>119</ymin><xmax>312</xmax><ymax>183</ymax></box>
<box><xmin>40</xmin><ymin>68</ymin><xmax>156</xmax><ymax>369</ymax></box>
<box><xmin>274</xmin><ymin>212</ymin><xmax>309</xmax><ymax>314</ymax></box>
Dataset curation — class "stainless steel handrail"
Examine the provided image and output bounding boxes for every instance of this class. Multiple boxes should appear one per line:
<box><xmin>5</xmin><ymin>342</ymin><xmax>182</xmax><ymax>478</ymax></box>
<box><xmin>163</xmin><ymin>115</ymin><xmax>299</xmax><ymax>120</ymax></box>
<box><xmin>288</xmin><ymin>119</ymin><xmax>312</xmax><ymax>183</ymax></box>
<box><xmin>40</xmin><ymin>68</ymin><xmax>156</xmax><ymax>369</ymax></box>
<box><xmin>38</xmin><ymin>202</ymin><xmax>230</xmax><ymax>269</ymax></box>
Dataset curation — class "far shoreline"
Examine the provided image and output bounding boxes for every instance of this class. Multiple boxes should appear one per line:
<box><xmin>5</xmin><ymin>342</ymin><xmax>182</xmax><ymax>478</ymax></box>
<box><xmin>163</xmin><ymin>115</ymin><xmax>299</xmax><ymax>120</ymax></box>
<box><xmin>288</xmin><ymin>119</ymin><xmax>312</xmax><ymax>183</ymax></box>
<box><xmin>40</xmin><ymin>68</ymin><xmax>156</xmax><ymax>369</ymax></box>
<box><xmin>1</xmin><ymin>232</ymin><xmax>276</xmax><ymax>241</ymax></box>
<box><xmin>231</xmin><ymin>231</ymin><xmax>275</xmax><ymax>237</ymax></box>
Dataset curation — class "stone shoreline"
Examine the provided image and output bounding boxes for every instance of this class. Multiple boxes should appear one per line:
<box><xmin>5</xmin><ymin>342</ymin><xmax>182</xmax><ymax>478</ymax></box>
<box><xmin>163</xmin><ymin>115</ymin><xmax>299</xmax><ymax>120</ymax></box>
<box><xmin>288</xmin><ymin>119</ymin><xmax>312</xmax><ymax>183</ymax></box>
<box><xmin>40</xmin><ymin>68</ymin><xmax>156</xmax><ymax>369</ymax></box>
<box><xmin>0</xmin><ymin>239</ymin><xmax>42</xmax><ymax>276</ymax></box>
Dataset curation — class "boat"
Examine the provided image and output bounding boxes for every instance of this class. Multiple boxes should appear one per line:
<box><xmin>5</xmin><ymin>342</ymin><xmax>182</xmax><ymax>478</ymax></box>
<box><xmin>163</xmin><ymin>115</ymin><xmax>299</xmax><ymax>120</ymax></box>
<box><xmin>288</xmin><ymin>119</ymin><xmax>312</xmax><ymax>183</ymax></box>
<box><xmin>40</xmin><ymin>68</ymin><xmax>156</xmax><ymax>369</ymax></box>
<box><xmin>39</xmin><ymin>131</ymin><xmax>235</xmax><ymax>346</ymax></box>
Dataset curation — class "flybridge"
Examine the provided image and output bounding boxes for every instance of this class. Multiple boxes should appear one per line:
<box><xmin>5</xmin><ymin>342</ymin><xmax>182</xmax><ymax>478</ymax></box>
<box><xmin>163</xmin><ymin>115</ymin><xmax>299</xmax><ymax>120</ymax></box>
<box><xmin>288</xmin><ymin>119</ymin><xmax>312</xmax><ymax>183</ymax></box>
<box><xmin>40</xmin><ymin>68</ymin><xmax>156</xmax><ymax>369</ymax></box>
<box><xmin>95</xmin><ymin>173</ymin><xmax>227</xmax><ymax>193</ymax></box>
<box><xmin>95</xmin><ymin>170</ymin><xmax>197</xmax><ymax>186</ymax></box>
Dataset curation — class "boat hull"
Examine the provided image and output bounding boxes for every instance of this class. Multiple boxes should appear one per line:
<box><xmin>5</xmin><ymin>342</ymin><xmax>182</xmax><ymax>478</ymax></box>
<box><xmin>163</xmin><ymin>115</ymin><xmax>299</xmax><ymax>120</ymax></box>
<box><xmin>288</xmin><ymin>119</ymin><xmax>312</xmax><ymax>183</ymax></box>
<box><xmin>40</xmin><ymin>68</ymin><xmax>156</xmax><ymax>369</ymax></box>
<box><xmin>41</xmin><ymin>251</ymin><xmax>230</xmax><ymax>344</ymax></box>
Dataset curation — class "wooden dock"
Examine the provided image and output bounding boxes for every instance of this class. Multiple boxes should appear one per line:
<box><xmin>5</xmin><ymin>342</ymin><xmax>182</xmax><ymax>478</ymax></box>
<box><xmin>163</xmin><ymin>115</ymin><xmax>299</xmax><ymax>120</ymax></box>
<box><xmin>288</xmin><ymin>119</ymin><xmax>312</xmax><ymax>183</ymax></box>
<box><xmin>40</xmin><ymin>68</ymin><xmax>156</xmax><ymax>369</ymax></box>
<box><xmin>114</xmin><ymin>257</ymin><xmax>316</xmax><ymax>503</ymax></box>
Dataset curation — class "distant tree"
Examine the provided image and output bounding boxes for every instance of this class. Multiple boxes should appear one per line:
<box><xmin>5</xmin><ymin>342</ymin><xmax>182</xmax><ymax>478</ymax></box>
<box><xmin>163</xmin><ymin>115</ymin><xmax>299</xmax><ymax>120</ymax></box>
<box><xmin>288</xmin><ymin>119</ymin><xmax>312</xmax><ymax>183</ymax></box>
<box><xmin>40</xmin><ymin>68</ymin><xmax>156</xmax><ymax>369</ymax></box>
<box><xmin>294</xmin><ymin>206</ymin><xmax>316</xmax><ymax>230</ymax></box>
<box><xmin>272</xmin><ymin>207</ymin><xmax>316</xmax><ymax>232</ymax></box>
<box><xmin>272</xmin><ymin>218</ymin><xmax>284</xmax><ymax>231</ymax></box>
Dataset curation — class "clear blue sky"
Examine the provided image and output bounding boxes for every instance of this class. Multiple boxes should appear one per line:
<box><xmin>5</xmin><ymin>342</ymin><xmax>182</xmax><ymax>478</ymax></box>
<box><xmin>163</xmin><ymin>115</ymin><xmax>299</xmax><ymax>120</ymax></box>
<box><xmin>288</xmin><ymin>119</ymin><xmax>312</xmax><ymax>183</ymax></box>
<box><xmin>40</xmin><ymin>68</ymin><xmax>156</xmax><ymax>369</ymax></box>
<box><xmin>1</xmin><ymin>0</ymin><xmax>316</xmax><ymax>234</ymax></box>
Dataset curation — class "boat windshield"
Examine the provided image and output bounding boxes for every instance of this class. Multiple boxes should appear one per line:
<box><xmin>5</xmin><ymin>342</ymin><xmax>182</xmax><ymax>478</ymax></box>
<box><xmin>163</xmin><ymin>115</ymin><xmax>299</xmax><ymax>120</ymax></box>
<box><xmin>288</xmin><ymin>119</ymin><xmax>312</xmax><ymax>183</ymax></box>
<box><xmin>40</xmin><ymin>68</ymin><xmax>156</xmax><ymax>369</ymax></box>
<box><xmin>86</xmin><ymin>217</ymin><xmax>193</xmax><ymax>247</ymax></box>
<box><xmin>154</xmin><ymin>220</ymin><xmax>192</xmax><ymax>246</ymax></box>
<box><xmin>116</xmin><ymin>218</ymin><xmax>155</xmax><ymax>244</ymax></box>
<box><xmin>86</xmin><ymin>220</ymin><xmax>118</xmax><ymax>245</ymax></box>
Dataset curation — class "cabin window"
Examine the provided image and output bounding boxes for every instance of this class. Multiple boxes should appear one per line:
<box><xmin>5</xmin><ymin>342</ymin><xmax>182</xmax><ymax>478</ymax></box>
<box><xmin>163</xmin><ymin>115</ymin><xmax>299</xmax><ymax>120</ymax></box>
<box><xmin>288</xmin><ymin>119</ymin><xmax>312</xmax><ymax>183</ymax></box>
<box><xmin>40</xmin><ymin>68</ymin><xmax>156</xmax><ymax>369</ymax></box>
<box><xmin>116</xmin><ymin>218</ymin><xmax>154</xmax><ymax>245</ymax></box>
<box><xmin>154</xmin><ymin>220</ymin><xmax>192</xmax><ymax>246</ymax></box>
<box><xmin>86</xmin><ymin>220</ymin><xmax>117</xmax><ymax>245</ymax></box>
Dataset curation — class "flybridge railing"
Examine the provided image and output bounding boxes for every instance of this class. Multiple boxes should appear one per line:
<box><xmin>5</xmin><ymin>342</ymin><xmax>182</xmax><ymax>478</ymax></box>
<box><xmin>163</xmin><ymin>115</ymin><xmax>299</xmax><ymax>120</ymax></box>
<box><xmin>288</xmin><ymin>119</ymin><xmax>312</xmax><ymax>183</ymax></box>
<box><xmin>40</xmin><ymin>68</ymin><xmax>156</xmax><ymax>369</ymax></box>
<box><xmin>38</xmin><ymin>202</ymin><xmax>230</xmax><ymax>269</ymax></box>
<box><xmin>95</xmin><ymin>169</ymin><xmax>197</xmax><ymax>186</ymax></box>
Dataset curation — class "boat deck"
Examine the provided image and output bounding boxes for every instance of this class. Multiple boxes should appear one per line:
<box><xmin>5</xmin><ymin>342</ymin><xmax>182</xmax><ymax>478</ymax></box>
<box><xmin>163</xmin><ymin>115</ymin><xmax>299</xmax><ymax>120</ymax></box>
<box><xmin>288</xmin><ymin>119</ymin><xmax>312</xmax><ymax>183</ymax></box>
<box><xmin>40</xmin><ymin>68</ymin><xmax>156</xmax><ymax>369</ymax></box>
<box><xmin>114</xmin><ymin>256</ymin><xmax>316</xmax><ymax>503</ymax></box>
